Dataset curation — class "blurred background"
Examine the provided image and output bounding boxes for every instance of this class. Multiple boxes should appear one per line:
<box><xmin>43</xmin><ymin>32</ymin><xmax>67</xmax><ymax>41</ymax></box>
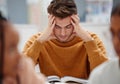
<box><xmin>0</xmin><ymin>0</ymin><xmax>120</xmax><ymax>71</ymax></box>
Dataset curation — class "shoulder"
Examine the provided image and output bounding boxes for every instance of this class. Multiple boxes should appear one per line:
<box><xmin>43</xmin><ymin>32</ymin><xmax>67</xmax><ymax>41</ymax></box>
<box><xmin>28</xmin><ymin>32</ymin><xmax>41</xmax><ymax>41</ymax></box>
<box><xmin>23</xmin><ymin>32</ymin><xmax>41</xmax><ymax>52</ymax></box>
<box><xmin>89</xmin><ymin>59</ymin><xmax>118</xmax><ymax>83</ymax></box>
<box><xmin>88</xmin><ymin>32</ymin><xmax>100</xmax><ymax>39</ymax></box>
<box><xmin>87</xmin><ymin>31</ymin><xmax>104</xmax><ymax>45</ymax></box>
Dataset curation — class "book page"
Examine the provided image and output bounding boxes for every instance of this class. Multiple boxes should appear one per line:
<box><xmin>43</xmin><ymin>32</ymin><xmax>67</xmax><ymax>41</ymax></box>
<box><xmin>61</xmin><ymin>76</ymin><xmax>88</xmax><ymax>84</ymax></box>
<box><xmin>47</xmin><ymin>75</ymin><xmax>61</xmax><ymax>83</ymax></box>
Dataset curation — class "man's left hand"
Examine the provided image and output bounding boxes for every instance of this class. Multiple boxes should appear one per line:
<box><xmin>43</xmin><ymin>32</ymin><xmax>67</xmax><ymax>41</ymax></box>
<box><xmin>71</xmin><ymin>15</ymin><xmax>93</xmax><ymax>42</ymax></box>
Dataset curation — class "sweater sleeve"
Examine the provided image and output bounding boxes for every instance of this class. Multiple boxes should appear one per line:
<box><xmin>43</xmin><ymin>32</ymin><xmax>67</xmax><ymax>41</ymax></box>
<box><xmin>84</xmin><ymin>33</ymin><xmax>109</xmax><ymax>71</ymax></box>
<box><xmin>23</xmin><ymin>33</ymin><xmax>41</xmax><ymax>64</ymax></box>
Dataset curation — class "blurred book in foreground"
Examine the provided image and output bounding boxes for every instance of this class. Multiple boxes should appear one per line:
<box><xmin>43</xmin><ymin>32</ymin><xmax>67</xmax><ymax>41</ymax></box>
<box><xmin>47</xmin><ymin>75</ymin><xmax>88</xmax><ymax>84</ymax></box>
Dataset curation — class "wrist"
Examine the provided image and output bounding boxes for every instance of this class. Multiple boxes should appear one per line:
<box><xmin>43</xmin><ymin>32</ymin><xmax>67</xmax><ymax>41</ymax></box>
<box><xmin>37</xmin><ymin>36</ymin><xmax>46</xmax><ymax>43</ymax></box>
<box><xmin>77</xmin><ymin>29</ymin><xmax>93</xmax><ymax>42</ymax></box>
<box><xmin>84</xmin><ymin>37</ymin><xmax>94</xmax><ymax>42</ymax></box>
<box><xmin>37</xmin><ymin>32</ymin><xmax>48</xmax><ymax>43</ymax></box>
<box><xmin>37</xmin><ymin>37</ymin><xmax>46</xmax><ymax>43</ymax></box>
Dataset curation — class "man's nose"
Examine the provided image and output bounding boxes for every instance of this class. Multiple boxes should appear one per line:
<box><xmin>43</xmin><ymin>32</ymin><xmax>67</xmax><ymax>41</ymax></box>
<box><xmin>61</xmin><ymin>28</ymin><xmax>65</xmax><ymax>36</ymax></box>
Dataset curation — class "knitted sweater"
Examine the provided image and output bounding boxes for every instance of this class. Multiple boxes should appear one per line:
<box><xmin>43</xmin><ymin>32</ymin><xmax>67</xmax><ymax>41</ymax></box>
<box><xmin>23</xmin><ymin>32</ymin><xmax>108</xmax><ymax>79</ymax></box>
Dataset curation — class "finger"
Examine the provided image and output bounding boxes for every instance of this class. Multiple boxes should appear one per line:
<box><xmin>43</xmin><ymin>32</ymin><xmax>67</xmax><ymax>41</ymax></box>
<box><xmin>49</xmin><ymin>20</ymin><xmax>56</xmax><ymax>40</ymax></box>
<box><xmin>71</xmin><ymin>15</ymin><xmax>79</xmax><ymax>24</ymax></box>
<box><xmin>71</xmin><ymin>20</ymin><xmax>77</xmax><ymax>32</ymax></box>
<box><xmin>48</xmin><ymin>15</ymin><xmax>53</xmax><ymax>22</ymax></box>
<box><xmin>74</xmin><ymin>14</ymin><xmax>80</xmax><ymax>21</ymax></box>
<box><xmin>71</xmin><ymin>15</ymin><xmax>75</xmax><ymax>23</ymax></box>
<box><xmin>51</xmin><ymin>20</ymin><xmax>56</xmax><ymax>29</ymax></box>
<box><xmin>51</xmin><ymin>16</ymin><xmax>55</xmax><ymax>25</ymax></box>
<box><xmin>49</xmin><ymin>20</ymin><xmax>55</xmax><ymax>39</ymax></box>
<box><xmin>49</xmin><ymin>29</ymin><xmax>57</xmax><ymax>40</ymax></box>
<box><xmin>71</xmin><ymin>20</ymin><xmax>75</xmax><ymax>27</ymax></box>
<box><xmin>49</xmin><ymin>16</ymin><xmax>55</xmax><ymax>27</ymax></box>
<box><xmin>71</xmin><ymin>15</ymin><xmax>78</xmax><ymax>23</ymax></box>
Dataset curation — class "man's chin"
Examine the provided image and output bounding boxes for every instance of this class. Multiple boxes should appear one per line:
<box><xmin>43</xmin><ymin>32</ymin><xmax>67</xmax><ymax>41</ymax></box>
<box><xmin>57</xmin><ymin>38</ymin><xmax>68</xmax><ymax>42</ymax></box>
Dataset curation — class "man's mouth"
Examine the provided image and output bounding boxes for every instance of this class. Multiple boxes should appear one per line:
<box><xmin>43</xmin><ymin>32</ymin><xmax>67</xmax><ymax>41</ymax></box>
<box><xmin>60</xmin><ymin>36</ymin><xmax>67</xmax><ymax>39</ymax></box>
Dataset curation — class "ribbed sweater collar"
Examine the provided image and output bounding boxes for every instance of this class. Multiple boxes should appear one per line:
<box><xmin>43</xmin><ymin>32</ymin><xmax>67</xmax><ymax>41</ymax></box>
<box><xmin>50</xmin><ymin>36</ymin><xmax>82</xmax><ymax>47</ymax></box>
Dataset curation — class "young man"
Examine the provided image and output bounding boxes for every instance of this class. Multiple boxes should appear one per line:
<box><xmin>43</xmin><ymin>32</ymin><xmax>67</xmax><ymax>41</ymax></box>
<box><xmin>88</xmin><ymin>4</ymin><xmax>120</xmax><ymax>84</ymax></box>
<box><xmin>23</xmin><ymin>0</ymin><xmax>108</xmax><ymax>79</ymax></box>
<box><xmin>0</xmin><ymin>12</ymin><xmax>45</xmax><ymax>84</ymax></box>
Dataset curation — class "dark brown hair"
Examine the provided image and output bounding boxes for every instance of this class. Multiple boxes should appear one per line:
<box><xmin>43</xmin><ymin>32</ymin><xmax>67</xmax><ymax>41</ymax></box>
<box><xmin>111</xmin><ymin>3</ymin><xmax>120</xmax><ymax>17</ymax></box>
<box><xmin>47</xmin><ymin>0</ymin><xmax>77</xmax><ymax>19</ymax></box>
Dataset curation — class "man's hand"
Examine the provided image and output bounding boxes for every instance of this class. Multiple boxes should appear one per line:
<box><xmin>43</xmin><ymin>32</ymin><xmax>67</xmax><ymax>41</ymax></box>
<box><xmin>71</xmin><ymin>15</ymin><xmax>93</xmax><ymax>42</ymax></box>
<box><xmin>38</xmin><ymin>15</ymin><xmax>56</xmax><ymax>43</ymax></box>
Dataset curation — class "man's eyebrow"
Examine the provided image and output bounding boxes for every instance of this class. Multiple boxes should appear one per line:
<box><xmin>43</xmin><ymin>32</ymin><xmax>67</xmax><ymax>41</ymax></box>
<box><xmin>55</xmin><ymin>23</ymin><xmax>72</xmax><ymax>28</ymax></box>
<box><xmin>55</xmin><ymin>24</ymin><xmax>61</xmax><ymax>28</ymax></box>
<box><xmin>65</xmin><ymin>23</ymin><xmax>72</xmax><ymax>27</ymax></box>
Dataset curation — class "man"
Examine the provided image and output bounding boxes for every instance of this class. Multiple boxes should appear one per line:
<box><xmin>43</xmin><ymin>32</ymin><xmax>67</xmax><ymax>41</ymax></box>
<box><xmin>23</xmin><ymin>0</ymin><xmax>108</xmax><ymax>79</ymax></box>
<box><xmin>88</xmin><ymin>3</ymin><xmax>120</xmax><ymax>84</ymax></box>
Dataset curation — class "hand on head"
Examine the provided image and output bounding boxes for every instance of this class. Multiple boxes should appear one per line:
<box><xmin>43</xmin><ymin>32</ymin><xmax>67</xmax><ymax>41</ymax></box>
<box><xmin>71</xmin><ymin>14</ymin><xmax>92</xmax><ymax>42</ymax></box>
<box><xmin>71</xmin><ymin>14</ymin><xmax>80</xmax><ymax>36</ymax></box>
<box><xmin>38</xmin><ymin>14</ymin><xmax>92</xmax><ymax>43</ymax></box>
<box><xmin>38</xmin><ymin>15</ymin><xmax>57</xmax><ymax>42</ymax></box>
<box><xmin>38</xmin><ymin>14</ymin><xmax>80</xmax><ymax>43</ymax></box>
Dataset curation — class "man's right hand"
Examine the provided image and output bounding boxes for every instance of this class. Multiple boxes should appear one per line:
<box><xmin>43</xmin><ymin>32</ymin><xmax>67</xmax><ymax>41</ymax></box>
<box><xmin>38</xmin><ymin>15</ymin><xmax>56</xmax><ymax>43</ymax></box>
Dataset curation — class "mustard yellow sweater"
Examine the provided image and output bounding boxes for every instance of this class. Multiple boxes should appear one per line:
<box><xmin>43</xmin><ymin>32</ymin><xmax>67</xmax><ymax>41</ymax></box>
<box><xmin>23</xmin><ymin>32</ymin><xmax>108</xmax><ymax>79</ymax></box>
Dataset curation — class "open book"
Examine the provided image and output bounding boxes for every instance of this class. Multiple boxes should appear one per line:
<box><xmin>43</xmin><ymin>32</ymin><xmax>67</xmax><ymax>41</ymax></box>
<box><xmin>47</xmin><ymin>76</ymin><xmax>88</xmax><ymax>84</ymax></box>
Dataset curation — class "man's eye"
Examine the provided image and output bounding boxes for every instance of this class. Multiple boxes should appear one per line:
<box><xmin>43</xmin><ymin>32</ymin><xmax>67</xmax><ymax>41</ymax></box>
<box><xmin>66</xmin><ymin>25</ymin><xmax>72</xmax><ymax>29</ymax></box>
<box><xmin>55</xmin><ymin>26</ymin><xmax>61</xmax><ymax>29</ymax></box>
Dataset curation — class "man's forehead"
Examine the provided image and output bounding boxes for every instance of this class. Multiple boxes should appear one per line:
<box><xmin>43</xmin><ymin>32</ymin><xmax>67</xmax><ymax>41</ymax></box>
<box><xmin>55</xmin><ymin>23</ymin><xmax>72</xmax><ymax>27</ymax></box>
<box><xmin>55</xmin><ymin>17</ymin><xmax>71</xmax><ymax>26</ymax></box>
<box><xmin>55</xmin><ymin>16</ymin><xmax>71</xmax><ymax>20</ymax></box>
